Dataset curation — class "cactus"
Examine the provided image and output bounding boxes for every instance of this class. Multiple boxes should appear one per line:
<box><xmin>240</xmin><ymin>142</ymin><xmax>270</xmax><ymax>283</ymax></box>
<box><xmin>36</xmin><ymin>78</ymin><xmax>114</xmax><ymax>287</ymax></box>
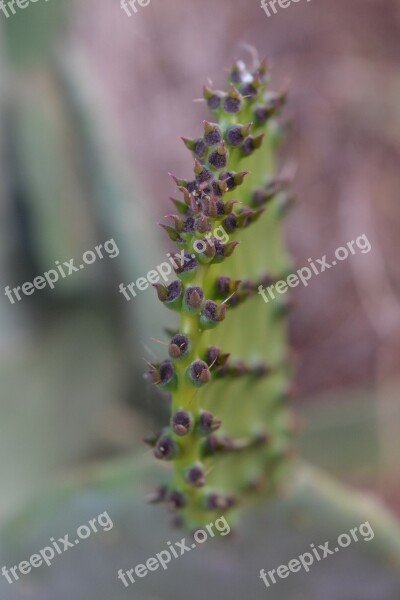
<box><xmin>148</xmin><ymin>58</ymin><xmax>294</xmax><ymax>530</ymax></box>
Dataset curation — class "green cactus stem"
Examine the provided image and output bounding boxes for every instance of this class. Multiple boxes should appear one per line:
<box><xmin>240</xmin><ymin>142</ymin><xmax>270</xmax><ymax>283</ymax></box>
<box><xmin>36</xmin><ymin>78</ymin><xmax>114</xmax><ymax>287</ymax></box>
<box><xmin>149</xmin><ymin>58</ymin><xmax>294</xmax><ymax>530</ymax></box>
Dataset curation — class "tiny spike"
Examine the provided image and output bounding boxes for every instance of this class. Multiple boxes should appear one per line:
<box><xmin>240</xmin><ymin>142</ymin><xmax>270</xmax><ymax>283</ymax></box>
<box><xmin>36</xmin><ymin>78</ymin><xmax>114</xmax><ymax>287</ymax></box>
<box><xmin>184</xmin><ymin>286</ymin><xmax>204</xmax><ymax>313</ymax></box>
<box><xmin>169</xmin><ymin>173</ymin><xmax>189</xmax><ymax>188</ymax></box>
<box><xmin>230</xmin><ymin>61</ymin><xmax>245</xmax><ymax>84</ymax></box>
<box><xmin>223</xmin><ymin>85</ymin><xmax>243</xmax><ymax>113</ymax></box>
<box><xmin>159</xmin><ymin>223</ymin><xmax>181</xmax><ymax>242</ymax></box>
<box><xmin>153</xmin><ymin>281</ymin><xmax>183</xmax><ymax>311</ymax></box>
<box><xmin>170</xmin><ymin>197</ymin><xmax>189</xmax><ymax>214</ymax></box>
<box><xmin>181</xmin><ymin>137</ymin><xmax>207</xmax><ymax>161</ymax></box>
<box><xmin>208</xmin><ymin>142</ymin><xmax>228</xmax><ymax>170</ymax></box>
<box><xmin>195</xmin><ymin>214</ymin><xmax>211</xmax><ymax>234</ymax></box>
<box><xmin>198</xmin><ymin>411</ymin><xmax>222</xmax><ymax>435</ymax></box>
<box><xmin>166</xmin><ymin>214</ymin><xmax>185</xmax><ymax>232</ymax></box>
<box><xmin>233</xmin><ymin>170</ymin><xmax>250</xmax><ymax>186</ymax></box>
<box><xmin>181</xmin><ymin>136</ymin><xmax>196</xmax><ymax>151</ymax></box>
<box><xmin>177</xmin><ymin>186</ymin><xmax>192</xmax><ymax>207</ymax></box>
<box><xmin>255</xmin><ymin>57</ymin><xmax>269</xmax><ymax>81</ymax></box>
<box><xmin>203</xmin><ymin>85</ymin><xmax>222</xmax><ymax>110</ymax></box>
<box><xmin>203</xmin><ymin>121</ymin><xmax>223</xmax><ymax>146</ymax></box>
<box><xmin>222</xmin><ymin>240</ymin><xmax>240</xmax><ymax>258</ymax></box>
<box><xmin>154</xmin><ymin>434</ymin><xmax>178</xmax><ymax>460</ymax></box>
<box><xmin>200</xmin><ymin>301</ymin><xmax>227</xmax><ymax>329</ymax></box>
<box><xmin>168</xmin><ymin>334</ymin><xmax>191</xmax><ymax>359</ymax></box>
<box><xmin>241</xmin><ymin>133</ymin><xmax>265</xmax><ymax>156</ymax></box>
<box><xmin>226</xmin><ymin>124</ymin><xmax>250</xmax><ymax>147</ymax></box>
<box><xmin>153</xmin><ymin>283</ymin><xmax>168</xmax><ymax>302</ymax></box>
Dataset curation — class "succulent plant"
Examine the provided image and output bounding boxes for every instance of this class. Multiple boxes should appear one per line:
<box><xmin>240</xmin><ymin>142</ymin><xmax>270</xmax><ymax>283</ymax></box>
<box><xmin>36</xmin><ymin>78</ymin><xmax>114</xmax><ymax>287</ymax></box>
<box><xmin>148</xmin><ymin>57</ymin><xmax>294</xmax><ymax>530</ymax></box>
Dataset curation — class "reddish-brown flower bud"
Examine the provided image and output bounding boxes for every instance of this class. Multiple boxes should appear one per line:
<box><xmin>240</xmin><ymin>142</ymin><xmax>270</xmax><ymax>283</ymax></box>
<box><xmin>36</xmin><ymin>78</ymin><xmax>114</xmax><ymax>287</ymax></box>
<box><xmin>188</xmin><ymin>360</ymin><xmax>211</xmax><ymax>387</ymax></box>
<box><xmin>171</xmin><ymin>410</ymin><xmax>193</xmax><ymax>436</ymax></box>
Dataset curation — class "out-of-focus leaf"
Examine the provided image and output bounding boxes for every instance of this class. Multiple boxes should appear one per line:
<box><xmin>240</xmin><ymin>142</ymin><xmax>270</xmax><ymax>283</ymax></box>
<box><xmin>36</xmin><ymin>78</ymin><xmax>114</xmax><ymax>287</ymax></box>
<box><xmin>1</xmin><ymin>459</ymin><xmax>399</xmax><ymax>600</ymax></box>
<box><xmin>0</xmin><ymin>0</ymin><xmax>68</xmax><ymax>68</ymax></box>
